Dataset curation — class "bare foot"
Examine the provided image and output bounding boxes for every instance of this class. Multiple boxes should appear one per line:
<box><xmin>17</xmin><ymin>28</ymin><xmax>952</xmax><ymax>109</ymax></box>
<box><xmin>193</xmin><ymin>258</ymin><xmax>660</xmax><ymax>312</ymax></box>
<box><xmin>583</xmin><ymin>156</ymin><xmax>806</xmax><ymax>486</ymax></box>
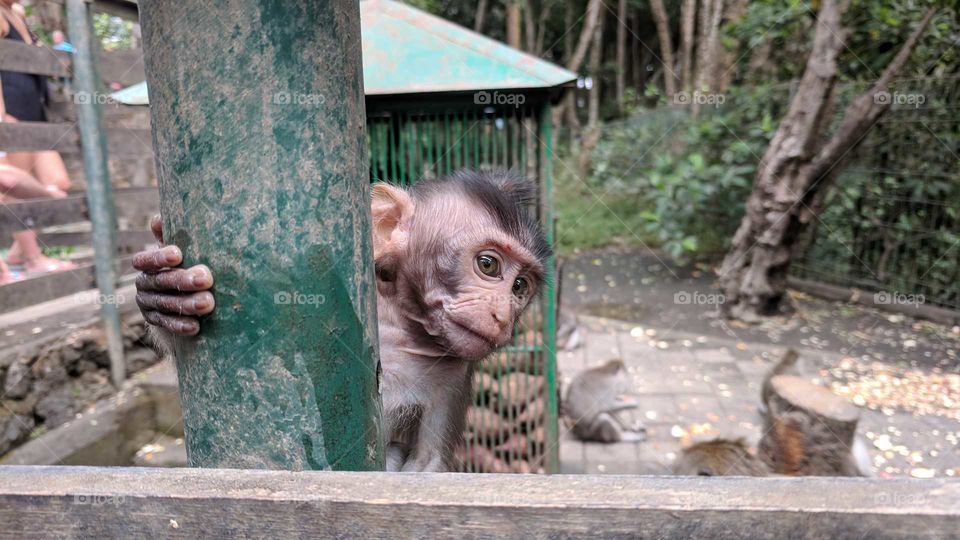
<box><xmin>0</xmin><ymin>259</ymin><xmax>23</xmax><ymax>285</ymax></box>
<box><xmin>20</xmin><ymin>255</ymin><xmax>78</xmax><ymax>274</ymax></box>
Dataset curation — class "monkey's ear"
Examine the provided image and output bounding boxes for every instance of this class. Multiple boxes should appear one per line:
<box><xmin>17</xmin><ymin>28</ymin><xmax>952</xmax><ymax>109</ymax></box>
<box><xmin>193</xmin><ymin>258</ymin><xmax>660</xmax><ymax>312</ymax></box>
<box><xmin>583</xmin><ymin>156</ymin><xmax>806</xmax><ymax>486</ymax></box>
<box><xmin>370</xmin><ymin>183</ymin><xmax>415</xmax><ymax>260</ymax></box>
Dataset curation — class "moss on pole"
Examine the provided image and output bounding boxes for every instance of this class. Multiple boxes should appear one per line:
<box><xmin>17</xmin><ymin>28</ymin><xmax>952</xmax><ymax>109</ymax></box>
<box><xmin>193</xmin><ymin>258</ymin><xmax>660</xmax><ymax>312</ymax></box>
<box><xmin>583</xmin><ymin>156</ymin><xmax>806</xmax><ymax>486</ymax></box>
<box><xmin>138</xmin><ymin>0</ymin><xmax>383</xmax><ymax>471</ymax></box>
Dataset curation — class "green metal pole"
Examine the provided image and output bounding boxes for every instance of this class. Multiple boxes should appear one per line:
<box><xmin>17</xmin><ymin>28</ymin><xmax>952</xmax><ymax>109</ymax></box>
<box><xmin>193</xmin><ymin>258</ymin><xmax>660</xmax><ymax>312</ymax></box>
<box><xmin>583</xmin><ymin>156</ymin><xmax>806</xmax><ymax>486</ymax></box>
<box><xmin>66</xmin><ymin>0</ymin><xmax>124</xmax><ymax>388</ymax></box>
<box><xmin>138</xmin><ymin>0</ymin><xmax>383</xmax><ymax>471</ymax></box>
<box><xmin>539</xmin><ymin>102</ymin><xmax>560</xmax><ymax>474</ymax></box>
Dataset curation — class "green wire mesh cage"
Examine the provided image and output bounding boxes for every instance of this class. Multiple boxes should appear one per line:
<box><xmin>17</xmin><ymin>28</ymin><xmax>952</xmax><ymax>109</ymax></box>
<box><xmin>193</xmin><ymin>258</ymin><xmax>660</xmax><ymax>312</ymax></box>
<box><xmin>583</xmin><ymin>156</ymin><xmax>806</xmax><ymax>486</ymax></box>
<box><xmin>366</xmin><ymin>98</ymin><xmax>559</xmax><ymax>473</ymax></box>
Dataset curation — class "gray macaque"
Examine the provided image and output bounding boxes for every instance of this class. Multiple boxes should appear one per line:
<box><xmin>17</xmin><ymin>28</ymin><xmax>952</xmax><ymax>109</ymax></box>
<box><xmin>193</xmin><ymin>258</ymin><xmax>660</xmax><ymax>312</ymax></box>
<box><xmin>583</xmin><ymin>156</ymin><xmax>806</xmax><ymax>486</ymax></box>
<box><xmin>563</xmin><ymin>359</ymin><xmax>646</xmax><ymax>443</ymax></box>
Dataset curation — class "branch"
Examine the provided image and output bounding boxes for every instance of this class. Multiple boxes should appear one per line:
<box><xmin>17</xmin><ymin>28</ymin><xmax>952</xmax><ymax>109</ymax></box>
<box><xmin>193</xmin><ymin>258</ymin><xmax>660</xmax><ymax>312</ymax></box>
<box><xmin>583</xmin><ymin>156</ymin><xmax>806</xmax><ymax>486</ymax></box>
<box><xmin>812</xmin><ymin>7</ymin><xmax>937</xmax><ymax>174</ymax></box>
<box><xmin>567</xmin><ymin>0</ymin><xmax>603</xmax><ymax>73</ymax></box>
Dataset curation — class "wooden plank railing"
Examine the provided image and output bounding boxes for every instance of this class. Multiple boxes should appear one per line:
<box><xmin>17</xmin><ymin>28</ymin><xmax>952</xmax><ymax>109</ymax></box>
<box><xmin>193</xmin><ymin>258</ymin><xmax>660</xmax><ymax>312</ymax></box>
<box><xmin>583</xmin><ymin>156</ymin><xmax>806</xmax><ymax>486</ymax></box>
<box><xmin>0</xmin><ymin>39</ymin><xmax>70</xmax><ymax>77</ymax></box>
<box><xmin>0</xmin><ymin>38</ymin><xmax>143</xmax><ymax>83</ymax></box>
<box><xmin>0</xmin><ymin>122</ymin><xmax>153</xmax><ymax>158</ymax></box>
<box><xmin>0</xmin><ymin>256</ymin><xmax>135</xmax><ymax>313</ymax></box>
<box><xmin>0</xmin><ymin>467</ymin><xmax>957</xmax><ymax>538</ymax></box>
<box><xmin>0</xmin><ymin>187</ymin><xmax>158</xmax><ymax>237</ymax></box>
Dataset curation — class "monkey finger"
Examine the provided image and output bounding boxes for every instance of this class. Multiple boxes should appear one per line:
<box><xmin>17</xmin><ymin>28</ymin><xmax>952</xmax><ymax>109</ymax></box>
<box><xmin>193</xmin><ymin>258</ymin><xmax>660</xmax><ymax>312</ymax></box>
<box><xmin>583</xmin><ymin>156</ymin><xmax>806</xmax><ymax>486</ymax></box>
<box><xmin>150</xmin><ymin>214</ymin><xmax>165</xmax><ymax>245</ymax></box>
<box><xmin>142</xmin><ymin>310</ymin><xmax>201</xmax><ymax>336</ymax></box>
<box><xmin>132</xmin><ymin>245</ymin><xmax>182</xmax><ymax>273</ymax></box>
<box><xmin>136</xmin><ymin>265</ymin><xmax>214</xmax><ymax>293</ymax></box>
<box><xmin>136</xmin><ymin>290</ymin><xmax>215</xmax><ymax>317</ymax></box>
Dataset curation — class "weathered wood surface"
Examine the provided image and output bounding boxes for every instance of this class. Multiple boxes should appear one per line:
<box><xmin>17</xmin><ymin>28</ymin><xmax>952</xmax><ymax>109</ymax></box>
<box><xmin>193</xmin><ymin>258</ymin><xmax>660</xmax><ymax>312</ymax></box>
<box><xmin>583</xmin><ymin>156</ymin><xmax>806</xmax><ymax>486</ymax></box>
<box><xmin>0</xmin><ymin>467</ymin><xmax>957</xmax><ymax>539</ymax></box>
<box><xmin>788</xmin><ymin>277</ymin><xmax>960</xmax><ymax>326</ymax></box>
<box><xmin>0</xmin><ymin>35</ymin><xmax>142</xmax><ymax>82</ymax></box>
<box><xmin>0</xmin><ymin>40</ymin><xmax>70</xmax><ymax>77</ymax></box>
<box><xmin>38</xmin><ymin>230</ymin><xmax>155</xmax><ymax>253</ymax></box>
<box><xmin>0</xmin><ymin>256</ymin><xmax>134</xmax><ymax>314</ymax></box>
<box><xmin>0</xmin><ymin>122</ymin><xmax>153</xmax><ymax>158</ymax></box>
<box><xmin>0</xmin><ymin>187</ymin><xmax>158</xmax><ymax>236</ymax></box>
<box><xmin>760</xmin><ymin>375</ymin><xmax>862</xmax><ymax>476</ymax></box>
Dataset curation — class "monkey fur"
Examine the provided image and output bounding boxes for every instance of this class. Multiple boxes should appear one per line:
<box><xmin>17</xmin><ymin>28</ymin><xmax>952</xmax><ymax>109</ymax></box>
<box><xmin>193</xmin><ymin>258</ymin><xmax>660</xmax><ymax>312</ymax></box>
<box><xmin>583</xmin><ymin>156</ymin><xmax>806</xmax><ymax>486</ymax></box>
<box><xmin>136</xmin><ymin>169</ymin><xmax>550</xmax><ymax>472</ymax></box>
<box><xmin>673</xmin><ymin>438</ymin><xmax>770</xmax><ymax>477</ymax></box>
<box><xmin>563</xmin><ymin>359</ymin><xmax>646</xmax><ymax>443</ymax></box>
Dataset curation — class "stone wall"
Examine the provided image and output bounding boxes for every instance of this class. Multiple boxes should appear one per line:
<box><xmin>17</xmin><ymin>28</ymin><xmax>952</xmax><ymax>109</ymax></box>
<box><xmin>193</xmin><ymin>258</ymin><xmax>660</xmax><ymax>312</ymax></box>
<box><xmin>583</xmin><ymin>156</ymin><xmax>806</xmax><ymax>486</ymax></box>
<box><xmin>0</xmin><ymin>320</ymin><xmax>160</xmax><ymax>456</ymax></box>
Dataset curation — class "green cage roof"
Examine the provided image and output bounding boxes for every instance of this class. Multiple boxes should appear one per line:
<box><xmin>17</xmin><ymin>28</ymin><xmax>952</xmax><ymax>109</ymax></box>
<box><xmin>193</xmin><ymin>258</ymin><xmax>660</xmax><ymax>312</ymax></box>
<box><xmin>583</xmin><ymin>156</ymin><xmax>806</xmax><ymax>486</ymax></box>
<box><xmin>360</xmin><ymin>0</ymin><xmax>575</xmax><ymax>95</ymax></box>
<box><xmin>111</xmin><ymin>0</ymin><xmax>575</xmax><ymax>105</ymax></box>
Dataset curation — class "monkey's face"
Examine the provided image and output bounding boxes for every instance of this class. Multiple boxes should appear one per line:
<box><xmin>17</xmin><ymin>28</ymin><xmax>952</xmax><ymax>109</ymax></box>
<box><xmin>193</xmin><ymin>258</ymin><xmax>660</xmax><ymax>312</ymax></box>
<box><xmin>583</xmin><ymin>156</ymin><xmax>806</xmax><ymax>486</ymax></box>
<box><xmin>410</xmin><ymin>201</ymin><xmax>544</xmax><ymax>360</ymax></box>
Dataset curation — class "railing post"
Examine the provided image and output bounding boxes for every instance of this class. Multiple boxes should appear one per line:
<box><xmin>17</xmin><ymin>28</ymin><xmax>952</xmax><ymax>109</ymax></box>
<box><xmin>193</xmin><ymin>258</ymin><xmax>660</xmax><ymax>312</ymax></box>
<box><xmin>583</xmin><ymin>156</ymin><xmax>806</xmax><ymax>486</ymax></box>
<box><xmin>539</xmin><ymin>102</ymin><xmax>560</xmax><ymax>473</ymax></box>
<box><xmin>137</xmin><ymin>0</ymin><xmax>383</xmax><ymax>470</ymax></box>
<box><xmin>66</xmin><ymin>0</ymin><xmax>124</xmax><ymax>388</ymax></box>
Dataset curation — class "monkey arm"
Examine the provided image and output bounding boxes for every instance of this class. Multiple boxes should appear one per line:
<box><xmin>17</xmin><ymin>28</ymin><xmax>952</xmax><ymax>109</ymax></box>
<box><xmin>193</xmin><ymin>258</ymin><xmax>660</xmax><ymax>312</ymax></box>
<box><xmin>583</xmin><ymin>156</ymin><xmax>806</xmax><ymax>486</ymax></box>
<box><xmin>400</xmin><ymin>388</ymin><xmax>464</xmax><ymax>473</ymax></box>
<box><xmin>132</xmin><ymin>214</ymin><xmax>216</xmax><ymax>337</ymax></box>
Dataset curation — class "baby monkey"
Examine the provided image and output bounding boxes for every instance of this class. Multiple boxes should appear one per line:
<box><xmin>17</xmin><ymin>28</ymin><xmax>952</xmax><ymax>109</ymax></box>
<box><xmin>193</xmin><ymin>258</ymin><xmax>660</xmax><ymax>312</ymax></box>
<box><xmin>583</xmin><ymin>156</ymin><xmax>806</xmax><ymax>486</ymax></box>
<box><xmin>563</xmin><ymin>359</ymin><xmax>646</xmax><ymax>443</ymax></box>
<box><xmin>134</xmin><ymin>170</ymin><xmax>550</xmax><ymax>472</ymax></box>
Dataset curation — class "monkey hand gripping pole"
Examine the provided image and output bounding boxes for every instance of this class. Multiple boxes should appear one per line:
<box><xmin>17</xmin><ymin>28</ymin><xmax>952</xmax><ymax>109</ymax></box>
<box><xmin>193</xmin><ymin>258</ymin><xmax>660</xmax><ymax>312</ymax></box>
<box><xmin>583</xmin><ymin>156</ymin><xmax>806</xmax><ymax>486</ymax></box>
<box><xmin>138</xmin><ymin>0</ymin><xmax>383</xmax><ymax>470</ymax></box>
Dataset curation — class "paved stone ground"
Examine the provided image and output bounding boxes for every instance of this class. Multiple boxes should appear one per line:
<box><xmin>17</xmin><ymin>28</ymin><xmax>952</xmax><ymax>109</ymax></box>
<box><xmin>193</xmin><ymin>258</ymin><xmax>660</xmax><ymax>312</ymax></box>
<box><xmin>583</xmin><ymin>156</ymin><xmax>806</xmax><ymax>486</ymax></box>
<box><xmin>556</xmin><ymin>249</ymin><xmax>960</xmax><ymax>478</ymax></box>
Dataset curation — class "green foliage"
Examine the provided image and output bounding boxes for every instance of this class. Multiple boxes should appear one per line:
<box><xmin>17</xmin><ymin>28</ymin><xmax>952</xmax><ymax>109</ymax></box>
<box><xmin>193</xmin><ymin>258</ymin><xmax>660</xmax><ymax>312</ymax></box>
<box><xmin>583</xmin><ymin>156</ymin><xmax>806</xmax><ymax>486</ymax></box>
<box><xmin>571</xmin><ymin>85</ymin><xmax>787</xmax><ymax>260</ymax></box>
<box><xmin>93</xmin><ymin>14</ymin><xmax>134</xmax><ymax>51</ymax></box>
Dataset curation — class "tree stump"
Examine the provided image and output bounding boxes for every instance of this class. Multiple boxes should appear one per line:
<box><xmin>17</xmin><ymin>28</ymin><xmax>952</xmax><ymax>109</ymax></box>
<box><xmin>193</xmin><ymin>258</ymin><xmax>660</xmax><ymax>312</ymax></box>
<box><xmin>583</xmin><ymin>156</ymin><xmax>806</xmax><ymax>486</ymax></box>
<box><xmin>759</xmin><ymin>375</ymin><xmax>862</xmax><ymax>476</ymax></box>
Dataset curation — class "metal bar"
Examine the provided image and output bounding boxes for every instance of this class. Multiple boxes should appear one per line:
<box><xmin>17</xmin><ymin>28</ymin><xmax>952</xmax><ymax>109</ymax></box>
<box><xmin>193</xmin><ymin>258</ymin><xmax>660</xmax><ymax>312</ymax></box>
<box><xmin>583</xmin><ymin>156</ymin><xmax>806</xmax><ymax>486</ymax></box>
<box><xmin>138</xmin><ymin>0</ymin><xmax>383</xmax><ymax>471</ymax></box>
<box><xmin>66</xmin><ymin>0</ymin><xmax>125</xmax><ymax>388</ymax></box>
<box><xmin>538</xmin><ymin>102</ymin><xmax>559</xmax><ymax>474</ymax></box>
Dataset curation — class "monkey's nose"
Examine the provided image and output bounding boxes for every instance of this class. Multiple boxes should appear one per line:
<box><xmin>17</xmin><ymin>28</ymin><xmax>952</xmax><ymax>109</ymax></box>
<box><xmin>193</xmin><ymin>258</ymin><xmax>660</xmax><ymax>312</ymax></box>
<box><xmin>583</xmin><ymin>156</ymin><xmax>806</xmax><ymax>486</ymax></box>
<box><xmin>491</xmin><ymin>309</ymin><xmax>510</xmax><ymax>330</ymax></box>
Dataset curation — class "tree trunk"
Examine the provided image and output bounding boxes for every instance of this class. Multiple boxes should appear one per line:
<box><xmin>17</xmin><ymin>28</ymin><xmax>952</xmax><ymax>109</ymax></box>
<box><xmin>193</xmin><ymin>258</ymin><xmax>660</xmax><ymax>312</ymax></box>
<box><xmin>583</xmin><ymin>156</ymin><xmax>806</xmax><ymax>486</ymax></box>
<box><xmin>523</xmin><ymin>0</ymin><xmax>537</xmax><ymax>52</ymax></box>
<box><xmin>649</xmin><ymin>0</ymin><xmax>677</xmax><ymax>97</ymax></box>
<box><xmin>718</xmin><ymin>3</ymin><xmax>936</xmax><ymax>322</ymax></box>
<box><xmin>693</xmin><ymin>0</ymin><xmax>724</xmax><ymax>108</ymax></box>
<box><xmin>475</xmin><ymin>0</ymin><xmax>489</xmax><ymax>33</ymax></box>
<box><xmin>715</xmin><ymin>0</ymin><xmax>748</xmax><ymax>92</ymax></box>
<box><xmin>567</xmin><ymin>0</ymin><xmax>604</xmax><ymax>74</ymax></box>
<box><xmin>506</xmin><ymin>1</ymin><xmax>522</xmax><ymax>49</ymax></box>
<box><xmin>615</xmin><ymin>0</ymin><xmax>628</xmax><ymax>110</ymax></box>
<box><xmin>578</xmin><ymin>10</ymin><xmax>604</xmax><ymax>177</ymax></box>
<box><xmin>759</xmin><ymin>375</ymin><xmax>862</xmax><ymax>476</ymax></box>
<box><xmin>679</xmin><ymin>0</ymin><xmax>696</xmax><ymax>91</ymax></box>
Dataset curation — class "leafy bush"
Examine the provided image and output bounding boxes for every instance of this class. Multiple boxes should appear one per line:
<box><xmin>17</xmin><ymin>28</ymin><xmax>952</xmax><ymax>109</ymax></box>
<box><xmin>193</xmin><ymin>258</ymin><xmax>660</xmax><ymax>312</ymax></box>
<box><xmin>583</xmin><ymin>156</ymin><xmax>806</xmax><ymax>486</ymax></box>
<box><xmin>570</xmin><ymin>85</ymin><xmax>787</xmax><ymax>260</ymax></box>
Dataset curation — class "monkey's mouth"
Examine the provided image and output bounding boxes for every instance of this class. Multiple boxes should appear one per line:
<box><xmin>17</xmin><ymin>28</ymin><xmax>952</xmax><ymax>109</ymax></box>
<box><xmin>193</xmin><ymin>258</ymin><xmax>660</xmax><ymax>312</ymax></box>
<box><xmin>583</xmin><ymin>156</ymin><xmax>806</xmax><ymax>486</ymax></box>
<box><xmin>447</xmin><ymin>320</ymin><xmax>504</xmax><ymax>357</ymax></box>
<box><xmin>451</xmin><ymin>320</ymin><xmax>499</xmax><ymax>346</ymax></box>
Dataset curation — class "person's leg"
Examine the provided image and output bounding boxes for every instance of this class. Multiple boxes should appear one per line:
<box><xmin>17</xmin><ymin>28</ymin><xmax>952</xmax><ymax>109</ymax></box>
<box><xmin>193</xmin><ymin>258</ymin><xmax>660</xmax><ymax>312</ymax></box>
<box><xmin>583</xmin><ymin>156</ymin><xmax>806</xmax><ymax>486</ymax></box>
<box><xmin>32</xmin><ymin>151</ymin><xmax>71</xmax><ymax>191</ymax></box>
<box><xmin>5</xmin><ymin>151</ymin><xmax>76</xmax><ymax>273</ymax></box>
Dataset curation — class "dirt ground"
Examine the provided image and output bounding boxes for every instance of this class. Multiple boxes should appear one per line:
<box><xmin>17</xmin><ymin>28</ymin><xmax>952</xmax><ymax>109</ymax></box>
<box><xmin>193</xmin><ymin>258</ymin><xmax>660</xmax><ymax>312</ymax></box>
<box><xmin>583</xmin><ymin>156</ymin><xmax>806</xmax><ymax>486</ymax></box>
<box><xmin>557</xmin><ymin>248</ymin><xmax>960</xmax><ymax>478</ymax></box>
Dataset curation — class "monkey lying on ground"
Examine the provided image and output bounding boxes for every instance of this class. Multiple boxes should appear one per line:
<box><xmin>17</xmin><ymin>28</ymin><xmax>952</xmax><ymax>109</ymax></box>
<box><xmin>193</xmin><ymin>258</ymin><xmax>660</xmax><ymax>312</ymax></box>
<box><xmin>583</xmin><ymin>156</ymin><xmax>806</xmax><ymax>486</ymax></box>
<box><xmin>563</xmin><ymin>359</ymin><xmax>646</xmax><ymax>443</ymax></box>
<box><xmin>672</xmin><ymin>438</ymin><xmax>769</xmax><ymax>476</ymax></box>
<box><xmin>133</xmin><ymin>170</ymin><xmax>550</xmax><ymax>472</ymax></box>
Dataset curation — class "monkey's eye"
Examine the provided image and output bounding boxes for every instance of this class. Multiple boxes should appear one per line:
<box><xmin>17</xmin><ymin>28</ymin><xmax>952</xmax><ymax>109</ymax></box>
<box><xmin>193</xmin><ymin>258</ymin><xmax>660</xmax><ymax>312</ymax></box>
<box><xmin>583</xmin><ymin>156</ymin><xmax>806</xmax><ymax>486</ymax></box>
<box><xmin>512</xmin><ymin>277</ymin><xmax>529</xmax><ymax>298</ymax></box>
<box><xmin>476</xmin><ymin>254</ymin><xmax>501</xmax><ymax>277</ymax></box>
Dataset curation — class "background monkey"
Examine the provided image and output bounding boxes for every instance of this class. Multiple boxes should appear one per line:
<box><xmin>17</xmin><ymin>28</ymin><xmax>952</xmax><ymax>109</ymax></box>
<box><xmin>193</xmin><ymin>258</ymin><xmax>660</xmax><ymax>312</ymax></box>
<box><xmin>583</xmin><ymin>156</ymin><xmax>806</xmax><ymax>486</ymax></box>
<box><xmin>133</xmin><ymin>170</ymin><xmax>550</xmax><ymax>472</ymax></box>
<box><xmin>672</xmin><ymin>438</ymin><xmax>770</xmax><ymax>477</ymax></box>
<box><xmin>563</xmin><ymin>359</ymin><xmax>646</xmax><ymax>443</ymax></box>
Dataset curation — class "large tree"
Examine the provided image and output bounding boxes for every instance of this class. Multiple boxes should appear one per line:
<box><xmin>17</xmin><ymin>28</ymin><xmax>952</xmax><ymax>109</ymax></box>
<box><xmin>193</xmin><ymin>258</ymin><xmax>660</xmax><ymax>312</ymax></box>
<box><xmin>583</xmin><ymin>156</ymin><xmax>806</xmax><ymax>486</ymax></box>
<box><xmin>718</xmin><ymin>1</ymin><xmax>936</xmax><ymax>322</ymax></box>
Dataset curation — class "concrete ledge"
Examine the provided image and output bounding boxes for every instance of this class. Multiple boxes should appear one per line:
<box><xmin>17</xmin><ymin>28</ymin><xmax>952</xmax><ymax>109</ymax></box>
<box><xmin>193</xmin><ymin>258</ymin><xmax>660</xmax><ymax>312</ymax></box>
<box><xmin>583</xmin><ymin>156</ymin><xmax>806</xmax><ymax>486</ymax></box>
<box><xmin>0</xmin><ymin>467</ymin><xmax>956</xmax><ymax>538</ymax></box>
